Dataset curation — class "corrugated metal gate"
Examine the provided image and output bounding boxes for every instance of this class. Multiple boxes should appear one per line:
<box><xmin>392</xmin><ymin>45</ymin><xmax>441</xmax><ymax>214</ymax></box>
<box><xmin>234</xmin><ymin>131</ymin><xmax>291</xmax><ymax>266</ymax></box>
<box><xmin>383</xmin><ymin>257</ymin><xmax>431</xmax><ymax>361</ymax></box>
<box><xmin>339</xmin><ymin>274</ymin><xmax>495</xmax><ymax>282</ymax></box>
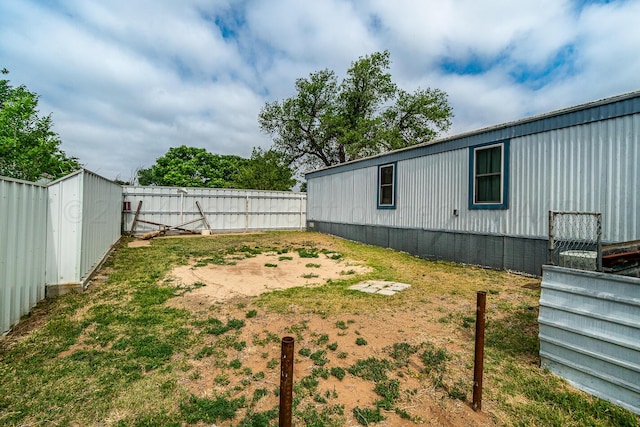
<box><xmin>539</xmin><ymin>265</ymin><xmax>640</xmax><ymax>415</ymax></box>
<box><xmin>122</xmin><ymin>186</ymin><xmax>306</xmax><ymax>234</ymax></box>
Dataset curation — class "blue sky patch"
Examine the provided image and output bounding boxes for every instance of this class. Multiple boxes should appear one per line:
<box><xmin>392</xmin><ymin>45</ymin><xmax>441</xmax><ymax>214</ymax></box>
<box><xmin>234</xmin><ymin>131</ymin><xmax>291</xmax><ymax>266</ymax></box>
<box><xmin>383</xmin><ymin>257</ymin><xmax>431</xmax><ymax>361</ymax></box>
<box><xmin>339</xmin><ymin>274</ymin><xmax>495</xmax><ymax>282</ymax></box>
<box><xmin>574</xmin><ymin>0</ymin><xmax>615</xmax><ymax>10</ymax></box>
<box><xmin>211</xmin><ymin>6</ymin><xmax>246</xmax><ymax>41</ymax></box>
<box><xmin>438</xmin><ymin>52</ymin><xmax>508</xmax><ymax>76</ymax></box>
<box><xmin>368</xmin><ymin>14</ymin><xmax>383</xmax><ymax>32</ymax></box>
<box><xmin>509</xmin><ymin>44</ymin><xmax>577</xmax><ymax>89</ymax></box>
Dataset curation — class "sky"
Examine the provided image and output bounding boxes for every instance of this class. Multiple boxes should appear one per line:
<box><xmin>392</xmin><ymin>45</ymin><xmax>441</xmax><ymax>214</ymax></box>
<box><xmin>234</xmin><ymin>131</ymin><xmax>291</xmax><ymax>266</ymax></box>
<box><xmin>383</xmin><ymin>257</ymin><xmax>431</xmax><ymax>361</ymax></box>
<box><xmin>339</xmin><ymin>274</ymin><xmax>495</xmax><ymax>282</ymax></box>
<box><xmin>1</xmin><ymin>0</ymin><xmax>639</xmax><ymax>182</ymax></box>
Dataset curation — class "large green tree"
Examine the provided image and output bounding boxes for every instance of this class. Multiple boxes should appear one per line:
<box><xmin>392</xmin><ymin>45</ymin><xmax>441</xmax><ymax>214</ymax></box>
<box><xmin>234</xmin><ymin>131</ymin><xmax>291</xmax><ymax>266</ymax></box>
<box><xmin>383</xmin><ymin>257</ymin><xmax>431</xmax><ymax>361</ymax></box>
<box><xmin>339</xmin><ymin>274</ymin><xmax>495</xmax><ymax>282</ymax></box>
<box><xmin>137</xmin><ymin>145</ymin><xmax>296</xmax><ymax>190</ymax></box>
<box><xmin>234</xmin><ymin>147</ymin><xmax>296</xmax><ymax>191</ymax></box>
<box><xmin>137</xmin><ymin>145</ymin><xmax>248</xmax><ymax>188</ymax></box>
<box><xmin>259</xmin><ymin>51</ymin><xmax>453</xmax><ymax>169</ymax></box>
<box><xmin>0</xmin><ymin>69</ymin><xmax>81</xmax><ymax>181</ymax></box>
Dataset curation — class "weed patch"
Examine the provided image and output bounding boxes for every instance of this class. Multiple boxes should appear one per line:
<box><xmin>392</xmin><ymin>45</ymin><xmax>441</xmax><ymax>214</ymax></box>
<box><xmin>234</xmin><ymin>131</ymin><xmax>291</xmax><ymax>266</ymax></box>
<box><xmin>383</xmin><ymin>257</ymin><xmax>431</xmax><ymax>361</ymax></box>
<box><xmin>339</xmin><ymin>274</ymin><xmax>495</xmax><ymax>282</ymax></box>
<box><xmin>194</xmin><ymin>317</ymin><xmax>245</xmax><ymax>335</ymax></box>
<box><xmin>180</xmin><ymin>394</ymin><xmax>245</xmax><ymax>424</ymax></box>
<box><xmin>297</xmin><ymin>248</ymin><xmax>319</xmax><ymax>258</ymax></box>
<box><xmin>348</xmin><ymin>358</ymin><xmax>391</xmax><ymax>382</ymax></box>
<box><xmin>353</xmin><ymin>406</ymin><xmax>384</xmax><ymax>425</ymax></box>
<box><xmin>355</xmin><ymin>337</ymin><xmax>368</xmax><ymax>346</ymax></box>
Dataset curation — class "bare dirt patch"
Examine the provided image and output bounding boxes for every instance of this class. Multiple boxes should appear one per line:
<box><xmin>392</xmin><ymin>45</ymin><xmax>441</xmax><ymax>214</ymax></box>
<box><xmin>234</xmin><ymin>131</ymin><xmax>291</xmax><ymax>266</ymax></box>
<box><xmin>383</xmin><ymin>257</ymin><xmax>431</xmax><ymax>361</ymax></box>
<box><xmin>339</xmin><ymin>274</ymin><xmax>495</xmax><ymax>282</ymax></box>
<box><xmin>167</xmin><ymin>252</ymin><xmax>372</xmax><ymax>305</ymax></box>
<box><xmin>127</xmin><ymin>240</ymin><xmax>151</xmax><ymax>248</ymax></box>
<box><xmin>180</xmin><ymin>302</ymin><xmax>494</xmax><ymax>427</ymax></box>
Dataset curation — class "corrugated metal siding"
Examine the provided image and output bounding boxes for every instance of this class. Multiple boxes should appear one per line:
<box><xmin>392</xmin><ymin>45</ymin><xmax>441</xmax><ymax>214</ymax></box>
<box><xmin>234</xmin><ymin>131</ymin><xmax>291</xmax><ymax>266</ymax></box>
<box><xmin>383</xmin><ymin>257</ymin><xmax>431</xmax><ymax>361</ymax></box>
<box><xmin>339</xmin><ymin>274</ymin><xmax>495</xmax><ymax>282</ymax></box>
<box><xmin>509</xmin><ymin>114</ymin><xmax>639</xmax><ymax>241</ymax></box>
<box><xmin>46</xmin><ymin>170</ymin><xmax>123</xmax><ymax>286</ymax></box>
<box><xmin>122</xmin><ymin>186</ymin><xmax>306</xmax><ymax>233</ymax></box>
<box><xmin>308</xmin><ymin>114</ymin><xmax>640</xmax><ymax>243</ymax></box>
<box><xmin>539</xmin><ymin>266</ymin><xmax>640</xmax><ymax>415</ymax></box>
<box><xmin>0</xmin><ymin>178</ymin><xmax>48</xmax><ymax>334</ymax></box>
<box><xmin>80</xmin><ymin>171</ymin><xmax>122</xmax><ymax>282</ymax></box>
<box><xmin>46</xmin><ymin>171</ymin><xmax>82</xmax><ymax>285</ymax></box>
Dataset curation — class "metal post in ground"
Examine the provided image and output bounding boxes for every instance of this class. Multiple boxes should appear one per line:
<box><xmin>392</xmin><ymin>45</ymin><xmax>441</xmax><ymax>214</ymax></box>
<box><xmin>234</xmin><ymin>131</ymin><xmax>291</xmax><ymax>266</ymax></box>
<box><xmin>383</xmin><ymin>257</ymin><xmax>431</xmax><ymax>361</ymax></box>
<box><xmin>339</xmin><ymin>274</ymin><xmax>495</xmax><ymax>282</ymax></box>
<box><xmin>279</xmin><ymin>336</ymin><xmax>295</xmax><ymax>427</ymax></box>
<box><xmin>473</xmin><ymin>291</ymin><xmax>487</xmax><ymax>411</ymax></box>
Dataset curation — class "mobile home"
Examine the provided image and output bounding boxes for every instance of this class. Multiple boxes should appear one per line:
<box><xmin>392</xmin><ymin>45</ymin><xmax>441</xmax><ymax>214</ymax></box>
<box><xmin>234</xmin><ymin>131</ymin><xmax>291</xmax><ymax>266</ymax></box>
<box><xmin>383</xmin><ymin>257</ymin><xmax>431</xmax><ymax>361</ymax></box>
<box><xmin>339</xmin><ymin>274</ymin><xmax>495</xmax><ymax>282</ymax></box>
<box><xmin>306</xmin><ymin>91</ymin><xmax>640</xmax><ymax>275</ymax></box>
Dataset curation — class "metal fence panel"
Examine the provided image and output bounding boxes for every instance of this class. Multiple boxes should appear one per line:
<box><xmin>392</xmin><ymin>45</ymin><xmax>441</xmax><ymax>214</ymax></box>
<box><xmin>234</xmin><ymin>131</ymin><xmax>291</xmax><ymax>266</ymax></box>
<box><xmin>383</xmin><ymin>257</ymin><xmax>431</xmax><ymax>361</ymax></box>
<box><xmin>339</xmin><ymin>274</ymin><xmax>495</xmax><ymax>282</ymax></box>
<box><xmin>80</xmin><ymin>171</ymin><xmax>123</xmax><ymax>282</ymax></box>
<box><xmin>539</xmin><ymin>265</ymin><xmax>640</xmax><ymax>415</ymax></box>
<box><xmin>46</xmin><ymin>171</ymin><xmax>83</xmax><ymax>285</ymax></box>
<box><xmin>0</xmin><ymin>177</ymin><xmax>48</xmax><ymax>334</ymax></box>
<box><xmin>123</xmin><ymin>186</ymin><xmax>306</xmax><ymax>233</ymax></box>
<box><xmin>46</xmin><ymin>170</ymin><xmax>123</xmax><ymax>287</ymax></box>
<box><xmin>548</xmin><ymin>211</ymin><xmax>602</xmax><ymax>271</ymax></box>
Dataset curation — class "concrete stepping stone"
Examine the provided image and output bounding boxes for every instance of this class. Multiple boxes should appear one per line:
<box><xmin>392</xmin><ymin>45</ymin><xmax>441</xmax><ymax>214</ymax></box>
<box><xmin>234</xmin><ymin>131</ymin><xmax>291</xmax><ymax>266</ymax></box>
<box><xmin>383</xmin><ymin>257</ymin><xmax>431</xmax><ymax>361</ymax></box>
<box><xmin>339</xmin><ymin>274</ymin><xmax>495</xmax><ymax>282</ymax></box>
<box><xmin>348</xmin><ymin>280</ymin><xmax>411</xmax><ymax>296</ymax></box>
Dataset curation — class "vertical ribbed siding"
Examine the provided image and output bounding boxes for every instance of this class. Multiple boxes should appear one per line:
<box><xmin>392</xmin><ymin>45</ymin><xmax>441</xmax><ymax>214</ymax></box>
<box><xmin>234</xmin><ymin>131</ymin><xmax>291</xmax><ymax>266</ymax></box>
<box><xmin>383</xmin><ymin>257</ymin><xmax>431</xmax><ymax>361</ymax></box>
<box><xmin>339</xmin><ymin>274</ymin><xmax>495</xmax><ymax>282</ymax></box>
<box><xmin>307</xmin><ymin>113</ymin><xmax>639</xmax><ymax>243</ymax></box>
<box><xmin>46</xmin><ymin>171</ymin><xmax>82</xmax><ymax>285</ymax></box>
<box><xmin>539</xmin><ymin>266</ymin><xmax>640</xmax><ymax>415</ymax></box>
<box><xmin>509</xmin><ymin>114</ymin><xmax>639</xmax><ymax>240</ymax></box>
<box><xmin>122</xmin><ymin>186</ymin><xmax>306</xmax><ymax>233</ymax></box>
<box><xmin>46</xmin><ymin>170</ymin><xmax>123</xmax><ymax>286</ymax></box>
<box><xmin>308</xmin><ymin>167</ymin><xmax>376</xmax><ymax>225</ymax></box>
<box><xmin>79</xmin><ymin>171</ymin><xmax>123</xmax><ymax>282</ymax></box>
<box><xmin>398</xmin><ymin>152</ymin><xmax>468</xmax><ymax>231</ymax></box>
<box><xmin>0</xmin><ymin>178</ymin><xmax>47</xmax><ymax>334</ymax></box>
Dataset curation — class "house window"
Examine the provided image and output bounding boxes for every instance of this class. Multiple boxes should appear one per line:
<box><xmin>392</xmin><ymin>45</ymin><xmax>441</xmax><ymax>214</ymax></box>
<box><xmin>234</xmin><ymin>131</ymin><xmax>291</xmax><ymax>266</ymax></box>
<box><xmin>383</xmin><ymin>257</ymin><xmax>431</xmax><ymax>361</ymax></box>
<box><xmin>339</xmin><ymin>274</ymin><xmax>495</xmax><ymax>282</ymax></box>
<box><xmin>469</xmin><ymin>141</ymin><xmax>509</xmax><ymax>209</ymax></box>
<box><xmin>378</xmin><ymin>163</ymin><xmax>396</xmax><ymax>209</ymax></box>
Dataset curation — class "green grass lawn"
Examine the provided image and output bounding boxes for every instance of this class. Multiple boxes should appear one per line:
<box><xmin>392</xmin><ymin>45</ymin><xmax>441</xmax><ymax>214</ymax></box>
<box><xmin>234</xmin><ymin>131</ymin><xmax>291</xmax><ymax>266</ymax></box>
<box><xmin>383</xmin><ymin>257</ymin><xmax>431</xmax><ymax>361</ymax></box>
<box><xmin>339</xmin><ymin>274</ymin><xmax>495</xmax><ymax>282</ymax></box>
<box><xmin>0</xmin><ymin>231</ymin><xmax>637</xmax><ymax>426</ymax></box>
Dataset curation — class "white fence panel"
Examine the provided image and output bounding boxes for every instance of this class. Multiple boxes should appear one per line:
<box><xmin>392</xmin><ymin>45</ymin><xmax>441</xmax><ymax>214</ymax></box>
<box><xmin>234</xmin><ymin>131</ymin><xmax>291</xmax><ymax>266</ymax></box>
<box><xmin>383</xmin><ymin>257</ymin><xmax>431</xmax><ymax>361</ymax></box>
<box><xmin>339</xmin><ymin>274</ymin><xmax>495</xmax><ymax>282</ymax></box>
<box><xmin>0</xmin><ymin>177</ymin><xmax>48</xmax><ymax>334</ymax></box>
<box><xmin>122</xmin><ymin>186</ymin><xmax>306</xmax><ymax>233</ymax></box>
<box><xmin>46</xmin><ymin>171</ymin><xmax>82</xmax><ymax>286</ymax></box>
<box><xmin>539</xmin><ymin>265</ymin><xmax>640</xmax><ymax>415</ymax></box>
<box><xmin>46</xmin><ymin>170</ymin><xmax>123</xmax><ymax>289</ymax></box>
<box><xmin>80</xmin><ymin>171</ymin><xmax>123</xmax><ymax>283</ymax></box>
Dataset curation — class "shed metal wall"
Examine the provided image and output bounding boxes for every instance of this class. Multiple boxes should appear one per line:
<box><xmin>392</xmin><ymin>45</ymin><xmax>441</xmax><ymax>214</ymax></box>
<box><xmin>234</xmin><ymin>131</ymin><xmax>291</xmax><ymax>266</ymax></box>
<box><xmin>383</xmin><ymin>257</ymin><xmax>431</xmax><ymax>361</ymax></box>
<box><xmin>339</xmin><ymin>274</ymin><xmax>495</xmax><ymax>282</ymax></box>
<box><xmin>79</xmin><ymin>171</ymin><xmax>123</xmax><ymax>282</ymax></box>
<box><xmin>123</xmin><ymin>186</ymin><xmax>306</xmax><ymax>233</ymax></box>
<box><xmin>0</xmin><ymin>178</ymin><xmax>48</xmax><ymax>334</ymax></box>
<box><xmin>539</xmin><ymin>266</ymin><xmax>640</xmax><ymax>415</ymax></box>
<box><xmin>308</xmin><ymin>114</ymin><xmax>640</xmax><ymax>243</ymax></box>
<box><xmin>46</xmin><ymin>171</ymin><xmax>82</xmax><ymax>285</ymax></box>
<box><xmin>46</xmin><ymin>170</ymin><xmax>122</xmax><ymax>286</ymax></box>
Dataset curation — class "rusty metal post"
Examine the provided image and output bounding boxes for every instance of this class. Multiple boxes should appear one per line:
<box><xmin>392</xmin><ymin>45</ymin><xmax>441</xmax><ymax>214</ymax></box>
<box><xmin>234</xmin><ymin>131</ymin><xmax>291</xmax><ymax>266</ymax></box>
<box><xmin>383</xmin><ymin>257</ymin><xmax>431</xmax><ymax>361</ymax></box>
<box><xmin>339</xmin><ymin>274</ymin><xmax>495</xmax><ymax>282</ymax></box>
<box><xmin>472</xmin><ymin>291</ymin><xmax>487</xmax><ymax>411</ymax></box>
<box><xmin>279</xmin><ymin>336</ymin><xmax>295</xmax><ymax>427</ymax></box>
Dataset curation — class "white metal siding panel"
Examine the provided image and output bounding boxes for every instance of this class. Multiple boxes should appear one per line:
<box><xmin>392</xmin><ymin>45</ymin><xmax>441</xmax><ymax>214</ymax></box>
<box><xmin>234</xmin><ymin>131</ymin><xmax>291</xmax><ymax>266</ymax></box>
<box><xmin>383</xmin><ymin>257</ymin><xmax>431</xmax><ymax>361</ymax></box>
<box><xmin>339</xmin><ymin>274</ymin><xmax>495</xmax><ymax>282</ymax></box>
<box><xmin>0</xmin><ymin>179</ymin><xmax>47</xmax><ymax>334</ymax></box>
<box><xmin>539</xmin><ymin>266</ymin><xmax>640</xmax><ymax>415</ymax></box>
<box><xmin>46</xmin><ymin>173</ymin><xmax>82</xmax><ymax>285</ymax></box>
<box><xmin>400</xmin><ymin>151</ymin><xmax>477</xmax><ymax>232</ymax></box>
<box><xmin>308</xmin><ymin>168</ymin><xmax>374</xmax><ymax>225</ymax></box>
<box><xmin>508</xmin><ymin>115</ymin><xmax>639</xmax><ymax>240</ymax></box>
<box><xmin>79</xmin><ymin>171</ymin><xmax>122</xmax><ymax>282</ymax></box>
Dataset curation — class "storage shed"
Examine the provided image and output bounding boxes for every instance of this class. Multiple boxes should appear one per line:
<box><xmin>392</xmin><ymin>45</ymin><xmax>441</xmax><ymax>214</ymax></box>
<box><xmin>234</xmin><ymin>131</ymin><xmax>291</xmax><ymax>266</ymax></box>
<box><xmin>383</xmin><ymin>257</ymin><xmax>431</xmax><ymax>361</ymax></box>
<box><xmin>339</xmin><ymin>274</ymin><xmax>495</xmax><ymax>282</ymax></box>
<box><xmin>305</xmin><ymin>91</ymin><xmax>640</xmax><ymax>275</ymax></box>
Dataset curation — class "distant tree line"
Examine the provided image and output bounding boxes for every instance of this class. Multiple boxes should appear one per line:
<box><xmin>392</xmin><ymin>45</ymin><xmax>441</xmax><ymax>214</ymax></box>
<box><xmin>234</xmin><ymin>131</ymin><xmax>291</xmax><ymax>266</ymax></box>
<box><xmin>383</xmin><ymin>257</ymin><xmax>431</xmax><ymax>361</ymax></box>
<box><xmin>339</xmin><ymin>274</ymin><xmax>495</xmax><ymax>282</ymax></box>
<box><xmin>136</xmin><ymin>145</ymin><xmax>296</xmax><ymax>191</ymax></box>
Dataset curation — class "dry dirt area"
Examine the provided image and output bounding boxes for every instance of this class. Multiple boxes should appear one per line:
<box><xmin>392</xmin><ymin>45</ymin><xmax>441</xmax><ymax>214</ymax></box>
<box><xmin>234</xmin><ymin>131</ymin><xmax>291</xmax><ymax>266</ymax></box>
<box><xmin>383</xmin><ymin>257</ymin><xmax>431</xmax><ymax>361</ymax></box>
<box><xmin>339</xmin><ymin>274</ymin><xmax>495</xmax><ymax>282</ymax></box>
<box><xmin>156</xmin><ymin>242</ymin><xmax>496</xmax><ymax>426</ymax></box>
<box><xmin>167</xmin><ymin>251</ymin><xmax>372</xmax><ymax>302</ymax></box>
